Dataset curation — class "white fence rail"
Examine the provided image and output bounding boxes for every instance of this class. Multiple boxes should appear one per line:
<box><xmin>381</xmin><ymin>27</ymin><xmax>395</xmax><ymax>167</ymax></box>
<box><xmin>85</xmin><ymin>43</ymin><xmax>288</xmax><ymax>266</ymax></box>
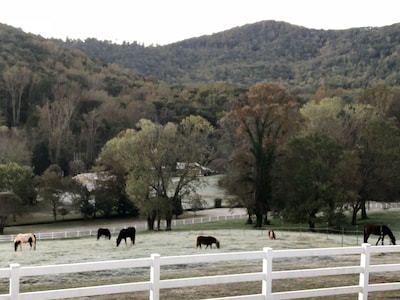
<box><xmin>1</xmin><ymin>243</ymin><xmax>400</xmax><ymax>299</ymax></box>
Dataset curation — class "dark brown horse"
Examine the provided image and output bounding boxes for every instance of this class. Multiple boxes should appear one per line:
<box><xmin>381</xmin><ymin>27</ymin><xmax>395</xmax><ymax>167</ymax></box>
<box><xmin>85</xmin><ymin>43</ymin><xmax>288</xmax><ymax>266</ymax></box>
<box><xmin>116</xmin><ymin>227</ymin><xmax>136</xmax><ymax>247</ymax></box>
<box><xmin>196</xmin><ymin>236</ymin><xmax>220</xmax><ymax>249</ymax></box>
<box><xmin>364</xmin><ymin>224</ymin><xmax>396</xmax><ymax>245</ymax></box>
<box><xmin>97</xmin><ymin>228</ymin><xmax>111</xmax><ymax>240</ymax></box>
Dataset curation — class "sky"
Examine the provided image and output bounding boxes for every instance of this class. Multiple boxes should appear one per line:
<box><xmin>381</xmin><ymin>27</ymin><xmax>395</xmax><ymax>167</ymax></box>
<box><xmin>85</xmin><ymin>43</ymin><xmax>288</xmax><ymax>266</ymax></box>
<box><xmin>1</xmin><ymin>0</ymin><xmax>400</xmax><ymax>46</ymax></box>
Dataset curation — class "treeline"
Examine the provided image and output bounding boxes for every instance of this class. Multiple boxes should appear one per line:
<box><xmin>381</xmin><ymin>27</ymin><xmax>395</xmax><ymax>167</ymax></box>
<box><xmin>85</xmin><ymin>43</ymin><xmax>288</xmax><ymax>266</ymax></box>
<box><xmin>55</xmin><ymin>21</ymin><xmax>400</xmax><ymax>96</ymax></box>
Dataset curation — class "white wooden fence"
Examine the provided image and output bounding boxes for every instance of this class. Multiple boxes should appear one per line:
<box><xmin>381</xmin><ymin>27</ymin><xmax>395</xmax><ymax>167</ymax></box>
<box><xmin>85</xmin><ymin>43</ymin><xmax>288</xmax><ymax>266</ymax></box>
<box><xmin>1</xmin><ymin>243</ymin><xmax>400</xmax><ymax>300</ymax></box>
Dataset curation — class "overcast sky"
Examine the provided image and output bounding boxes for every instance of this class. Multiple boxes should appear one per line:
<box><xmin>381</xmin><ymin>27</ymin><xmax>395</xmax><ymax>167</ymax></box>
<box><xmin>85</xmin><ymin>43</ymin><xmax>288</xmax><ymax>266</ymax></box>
<box><xmin>1</xmin><ymin>0</ymin><xmax>399</xmax><ymax>46</ymax></box>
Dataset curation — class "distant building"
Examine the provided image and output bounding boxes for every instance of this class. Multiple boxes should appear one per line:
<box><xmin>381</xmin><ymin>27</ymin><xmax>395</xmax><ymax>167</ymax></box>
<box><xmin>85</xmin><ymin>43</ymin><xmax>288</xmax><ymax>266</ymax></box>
<box><xmin>176</xmin><ymin>162</ymin><xmax>214</xmax><ymax>176</ymax></box>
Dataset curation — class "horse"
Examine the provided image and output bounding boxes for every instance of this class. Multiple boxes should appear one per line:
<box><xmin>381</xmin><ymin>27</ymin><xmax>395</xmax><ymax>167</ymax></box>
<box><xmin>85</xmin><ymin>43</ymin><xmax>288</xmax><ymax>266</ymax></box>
<box><xmin>196</xmin><ymin>236</ymin><xmax>220</xmax><ymax>249</ymax></box>
<box><xmin>268</xmin><ymin>230</ymin><xmax>276</xmax><ymax>240</ymax></box>
<box><xmin>364</xmin><ymin>224</ymin><xmax>396</xmax><ymax>245</ymax></box>
<box><xmin>116</xmin><ymin>227</ymin><xmax>136</xmax><ymax>247</ymax></box>
<box><xmin>97</xmin><ymin>228</ymin><xmax>111</xmax><ymax>240</ymax></box>
<box><xmin>14</xmin><ymin>233</ymin><xmax>36</xmax><ymax>251</ymax></box>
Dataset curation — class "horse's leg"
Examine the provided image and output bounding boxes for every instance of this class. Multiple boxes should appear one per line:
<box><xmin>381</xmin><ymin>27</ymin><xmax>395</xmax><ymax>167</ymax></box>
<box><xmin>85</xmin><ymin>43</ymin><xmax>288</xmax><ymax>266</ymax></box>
<box><xmin>363</xmin><ymin>232</ymin><xmax>369</xmax><ymax>243</ymax></box>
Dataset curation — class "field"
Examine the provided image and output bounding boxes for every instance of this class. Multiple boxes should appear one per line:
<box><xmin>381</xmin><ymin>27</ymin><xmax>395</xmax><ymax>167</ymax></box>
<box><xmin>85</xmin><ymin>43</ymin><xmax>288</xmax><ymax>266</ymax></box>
<box><xmin>1</xmin><ymin>224</ymin><xmax>399</xmax><ymax>300</ymax></box>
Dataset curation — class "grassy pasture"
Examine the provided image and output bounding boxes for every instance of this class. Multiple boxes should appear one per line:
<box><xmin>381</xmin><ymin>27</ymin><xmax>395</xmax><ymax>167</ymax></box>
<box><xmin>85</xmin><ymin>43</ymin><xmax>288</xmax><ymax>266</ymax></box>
<box><xmin>1</xmin><ymin>224</ymin><xmax>399</xmax><ymax>300</ymax></box>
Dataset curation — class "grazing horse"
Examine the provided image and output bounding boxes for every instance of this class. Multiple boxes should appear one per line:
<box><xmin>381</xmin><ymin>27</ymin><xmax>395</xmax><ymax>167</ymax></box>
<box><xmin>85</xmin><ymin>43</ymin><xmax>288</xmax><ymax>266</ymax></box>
<box><xmin>268</xmin><ymin>230</ymin><xmax>276</xmax><ymax>240</ymax></box>
<box><xmin>196</xmin><ymin>236</ymin><xmax>220</xmax><ymax>249</ymax></box>
<box><xmin>364</xmin><ymin>224</ymin><xmax>396</xmax><ymax>245</ymax></box>
<box><xmin>97</xmin><ymin>228</ymin><xmax>111</xmax><ymax>240</ymax></box>
<box><xmin>116</xmin><ymin>227</ymin><xmax>136</xmax><ymax>247</ymax></box>
<box><xmin>14</xmin><ymin>233</ymin><xmax>36</xmax><ymax>251</ymax></box>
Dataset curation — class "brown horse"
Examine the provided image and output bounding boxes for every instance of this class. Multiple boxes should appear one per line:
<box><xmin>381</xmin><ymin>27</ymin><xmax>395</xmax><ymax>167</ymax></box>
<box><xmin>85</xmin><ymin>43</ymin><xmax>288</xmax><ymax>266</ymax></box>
<box><xmin>268</xmin><ymin>230</ymin><xmax>276</xmax><ymax>240</ymax></box>
<box><xmin>97</xmin><ymin>228</ymin><xmax>111</xmax><ymax>240</ymax></box>
<box><xmin>14</xmin><ymin>233</ymin><xmax>36</xmax><ymax>251</ymax></box>
<box><xmin>116</xmin><ymin>227</ymin><xmax>136</xmax><ymax>247</ymax></box>
<box><xmin>196</xmin><ymin>236</ymin><xmax>220</xmax><ymax>249</ymax></box>
<box><xmin>364</xmin><ymin>224</ymin><xmax>396</xmax><ymax>245</ymax></box>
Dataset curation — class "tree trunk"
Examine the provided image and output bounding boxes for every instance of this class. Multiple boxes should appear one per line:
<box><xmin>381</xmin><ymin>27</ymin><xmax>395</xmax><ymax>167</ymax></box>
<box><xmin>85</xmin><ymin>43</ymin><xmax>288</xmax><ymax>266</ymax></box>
<box><xmin>0</xmin><ymin>217</ymin><xmax>5</xmax><ymax>234</ymax></box>
<box><xmin>351</xmin><ymin>208</ymin><xmax>358</xmax><ymax>225</ymax></box>
<box><xmin>255</xmin><ymin>212</ymin><xmax>263</xmax><ymax>228</ymax></box>
<box><xmin>246</xmin><ymin>214</ymin><xmax>253</xmax><ymax>224</ymax></box>
<box><xmin>308</xmin><ymin>213</ymin><xmax>316</xmax><ymax>232</ymax></box>
<box><xmin>361</xmin><ymin>199</ymin><xmax>368</xmax><ymax>219</ymax></box>
<box><xmin>147</xmin><ymin>216</ymin><xmax>154</xmax><ymax>231</ymax></box>
<box><xmin>165</xmin><ymin>218</ymin><xmax>172</xmax><ymax>231</ymax></box>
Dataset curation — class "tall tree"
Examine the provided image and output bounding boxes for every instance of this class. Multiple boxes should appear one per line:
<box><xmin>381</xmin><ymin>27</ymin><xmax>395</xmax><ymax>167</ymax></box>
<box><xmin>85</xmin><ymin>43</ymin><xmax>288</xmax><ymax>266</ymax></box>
<box><xmin>275</xmin><ymin>134</ymin><xmax>344</xmax><ymax>230</ymax></box>
<box><xmin>223</xmin><ymin>82</ymin><xmax>299</xmax><ymax>227</ymax></box>
<box><xmin>36</xmin><ymin>82</ymin><xmax>82</xmax><ymax>165</ymax></box>
<box><xmin>2</xmin><ymin>66</ymin><xmax>33</xmax><ymax>127</ymax></box>
<box><xmin>97</xmin><ymin>116</ymin><xmax>214</xmax><ymax>230</ymax></box>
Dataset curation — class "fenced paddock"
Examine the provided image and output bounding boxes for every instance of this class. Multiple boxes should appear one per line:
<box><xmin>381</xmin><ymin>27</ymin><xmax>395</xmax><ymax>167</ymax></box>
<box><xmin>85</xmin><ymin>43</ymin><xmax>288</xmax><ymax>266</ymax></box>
<box><xmin>1</xmin><ymin>243</ymin><xmax>400</xmax><ymax>300</ymax></box>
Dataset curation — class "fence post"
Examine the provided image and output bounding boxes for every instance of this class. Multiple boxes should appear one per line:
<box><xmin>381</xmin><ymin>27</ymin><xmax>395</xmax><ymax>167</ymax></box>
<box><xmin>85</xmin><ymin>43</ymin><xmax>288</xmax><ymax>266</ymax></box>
<box><xmin>150</xmin><ymin>253</ymin><xmax>161</xmax><ymax>300</ymax></box>
<box><xmin>262</xmin><ymin>247</ymin><xmax>273</xmax><ymax>299</ymax></box>
<box><xmin>358</xmin><ymin>243</ymin><xmax>371</xmax><ymax>300</ymax></box>
<box><xmin>9</xmin><ymin>263</ymin><xmax>20</xmax><ymax>300</ymax></box>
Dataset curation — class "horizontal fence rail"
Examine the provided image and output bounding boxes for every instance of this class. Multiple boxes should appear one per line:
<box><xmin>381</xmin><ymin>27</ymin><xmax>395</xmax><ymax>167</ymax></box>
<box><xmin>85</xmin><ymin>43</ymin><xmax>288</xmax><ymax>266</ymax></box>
<box><xmin>1</xmin><ymin>244</ymin><xmax>400</xmax><ymax>299</ymax></box>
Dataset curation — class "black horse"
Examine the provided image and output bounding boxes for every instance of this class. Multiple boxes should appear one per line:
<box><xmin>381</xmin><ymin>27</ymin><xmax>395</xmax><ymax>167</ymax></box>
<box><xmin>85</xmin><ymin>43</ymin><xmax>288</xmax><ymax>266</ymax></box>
<box><xmin>97</xmin><ymin>228</ymin><xmax>111</xmax><ymax>240</ymax></box>
<box><xmin>364</xmin><ymin>224</ymin><xmax>396</xmax><ymax>245</ymax></box>
<box><xmin>196</xmin><ymin>236</ymin><xmax>220</xmax><ymax>249</ymax></box>
<box><xmin>116</xmin><ymin>227</ymin><xmax>136</xmax><ymax>247</ymax></box>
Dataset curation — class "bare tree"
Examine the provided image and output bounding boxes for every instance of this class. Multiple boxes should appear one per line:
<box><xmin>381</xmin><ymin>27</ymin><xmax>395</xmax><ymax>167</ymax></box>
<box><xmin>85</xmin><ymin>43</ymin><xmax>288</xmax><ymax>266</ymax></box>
<box><xmin>2</xmin><ymin>66</ymin><xmax>32</xmax><ymax>126</ymax></box>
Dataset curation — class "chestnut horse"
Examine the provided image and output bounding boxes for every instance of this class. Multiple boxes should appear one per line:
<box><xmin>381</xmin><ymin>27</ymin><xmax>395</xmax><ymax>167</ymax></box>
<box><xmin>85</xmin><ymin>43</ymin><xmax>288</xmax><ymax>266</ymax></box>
<box><xmin>364</xmin><ymin>224</ymin><xmax>396</xmax><ymax>245</ymax></box>
<box><xmin>196</xmin><ymin>236</ymin><xmax>220</xmax><ymax>249</ymax></box>
<box><xmin>116</xmin><ymin>227</ymin><xmax>136</xmax><ymax>247</ymax></box>
<box><xmin>14</xmin><ymin>233</ymin><xmax>36</xmax><ymax>251</ymax></box>
<box><xmin>97</xmin><ymin>228</ymin><xmax>111</xmax><ymax>240</ymax></box>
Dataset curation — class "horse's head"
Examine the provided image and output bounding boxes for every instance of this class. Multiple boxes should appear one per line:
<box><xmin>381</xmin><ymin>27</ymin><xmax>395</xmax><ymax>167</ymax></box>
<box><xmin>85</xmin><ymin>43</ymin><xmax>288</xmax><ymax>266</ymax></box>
<box><xmin>116</xmin><ymin>237</ymin><xmax>121</xmax><ymax>247</ymax></box>
<box><xmin>216</xmin><ymin>240</ymin><xmax>220</xmax><ymax>249</ymax></box>
<box><xmin>391</xmin><ymin>237</ymin><xmax>396</xmax><ymax>245</ymax></box>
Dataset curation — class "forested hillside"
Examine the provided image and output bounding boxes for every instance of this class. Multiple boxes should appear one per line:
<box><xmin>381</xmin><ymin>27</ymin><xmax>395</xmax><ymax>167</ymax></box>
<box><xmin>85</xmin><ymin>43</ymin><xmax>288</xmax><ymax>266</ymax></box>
<box><xmin>55</xmin><ymin>21</ymin><xmax>400</xmax><ymax>96</ymax></box>
<box><xmin>0</xmin><ymin>23</ymin><xmax>234</xmax><ymax>174</ymax></box>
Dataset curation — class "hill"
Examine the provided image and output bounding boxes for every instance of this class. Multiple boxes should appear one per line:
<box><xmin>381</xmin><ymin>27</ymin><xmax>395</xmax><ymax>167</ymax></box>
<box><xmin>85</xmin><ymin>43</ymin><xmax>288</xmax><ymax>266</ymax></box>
<box><xmin>54</xmin><ymin>21</ymin><xmax>400</xmax><ymax>94</ymax></box>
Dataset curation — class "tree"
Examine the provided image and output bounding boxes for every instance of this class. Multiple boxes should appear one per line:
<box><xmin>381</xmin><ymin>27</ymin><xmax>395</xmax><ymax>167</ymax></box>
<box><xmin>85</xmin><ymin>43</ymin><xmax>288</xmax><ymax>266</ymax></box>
<box><xmin>2</xmin><ymin>66</ymin><xmax>33</xmax><ymax>127</ymax></box>
<box><xmin>275</xmin><ymin>134</ymin><xmax>344</xmax><ymax>230</ymax></box>
<box><xmin>36</xmin><ymin>82</ymin><xmax>82</xmax><ymax>165</ymax></box>
<box><xmin>37</xmin><ymin>164</ymin><xmax>65</xmax><ymax>222</ymax></box>
<box><xmin>300</xmin><ymin>97</ymin><xmax>400</xmax><ymax>221</ymax></box>
<box><xmin>0</xmin><ymin>127</ymin><xmax>31</xmax><ymax>165</ymax></box>
<box><xmin>0</xmin><ymin>192</ymin><xmax>22</xmax><ymax>234</ymax></box>
<box><xmin>222</xmin><ymin>82</ymin><xmax>300</xmax><ymax>227</ymax></box>
<box><xmin>98</xmin><ymin>116</ymin><xmax>215</xmax><ymax>230</ymax></box>
<box><xmin>0</xmin><ymin>162</ymin><xmax>36</xmax><ymax>205</ymax></box>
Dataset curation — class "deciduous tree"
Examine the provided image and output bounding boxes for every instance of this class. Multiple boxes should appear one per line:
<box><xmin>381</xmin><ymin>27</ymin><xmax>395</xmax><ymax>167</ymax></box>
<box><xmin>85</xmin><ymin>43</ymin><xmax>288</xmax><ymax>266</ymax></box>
<box><xmin>222</xmin><ymin>82</ymin><xmax>300</xmax><ymax>227</ymax></box>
